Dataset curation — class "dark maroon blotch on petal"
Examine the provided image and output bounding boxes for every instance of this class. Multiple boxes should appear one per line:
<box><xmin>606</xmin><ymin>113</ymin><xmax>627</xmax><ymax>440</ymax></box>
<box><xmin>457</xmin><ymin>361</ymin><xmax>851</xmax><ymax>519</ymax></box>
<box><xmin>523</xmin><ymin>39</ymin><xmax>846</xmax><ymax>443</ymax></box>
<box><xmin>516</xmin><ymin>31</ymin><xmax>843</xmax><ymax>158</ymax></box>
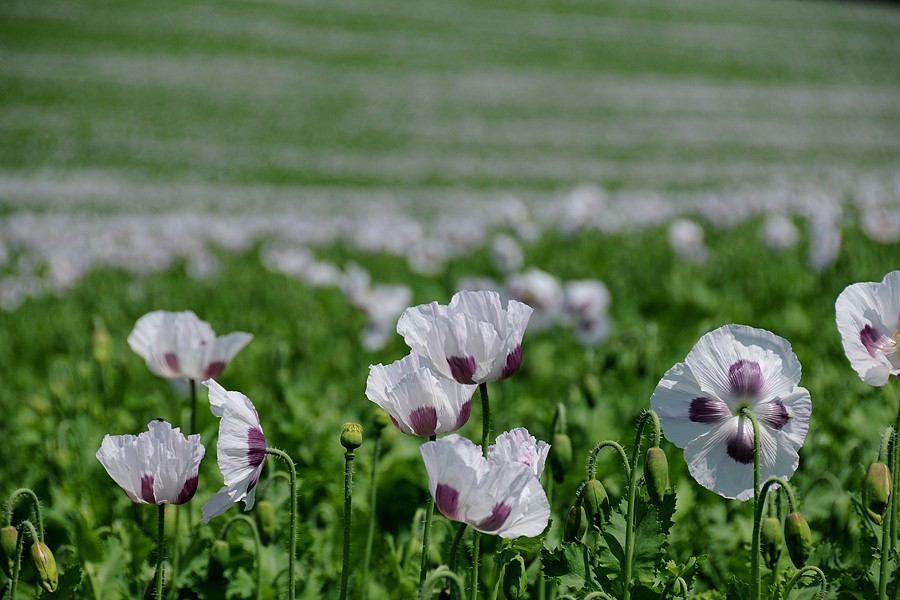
<box><xmin>688</xmin><ymin>397</ymin><xmax>730</xmax><ymax>424</ymax></box>
<box><xmin>141</xmin><ymin>474</ymin><xmax>156</xmax><ymax>503</ymax></box>
<box><xmin>447</xmin><ymin>355</ymin><xmax>477</xmax><ymax>384</ymax></box>
<box><xmin>164</xmin><ymin>353</ymin><xmax>180</xmax><ymax>372</ymax></box>
<box><xmin>477</xmin><ymin>503</ymin><xmax>512</xmax><ymax>532</ymax></box>
<box><xmin>728</xmin><ymin>359</ymin><xmax>764</xmax><ymax>397</ymax></box>
<box><xmin>409</xmin><ymin>406</ymin><xmax>438</xmax><ymax>437</ymax></box>
<box><xmin>435</xmin><ymin>484</ymin><xmax>460</xmax><ymax>519</ymax></box>
<box><xmin>726</xmin><ymin>422</ymin><xmax>755</xmax><ymax>465</ymax></box>
<box><xmin>175</xmin><ymin>475</ymin><xmax>199</xmax><ymax>504</ymax></box>
<box><xmin>390</xmin><ymin>415</ymin><xmax>403</xmax><ymax>432</ymax></box>
<box><xmin>203</xmin><ymin>361</ymin><xmax>226</xmax><ymax>379</ymax></box>
<box><xmin>454</xmin><ymin>400</ymin><xmax>472</xmax><ymax>431</ymax></box>
<box><xmin>861</xmin><ymin>324</ymin><xmax>885</xmax><ymax>358</ymax></box>
<box><xmin>499</xmin><ymin>344</ymin><xmax>523</xmax><ymax>380</ymax></box>
<box><xmin>759</xmin><ymin>399</ymin><xmax>790</xmax><ymax>430</ymax></box>
<box><xmin>247</xmin><ymin>427</ymin><xmax>267</xmax><ymax>467</ymax></box>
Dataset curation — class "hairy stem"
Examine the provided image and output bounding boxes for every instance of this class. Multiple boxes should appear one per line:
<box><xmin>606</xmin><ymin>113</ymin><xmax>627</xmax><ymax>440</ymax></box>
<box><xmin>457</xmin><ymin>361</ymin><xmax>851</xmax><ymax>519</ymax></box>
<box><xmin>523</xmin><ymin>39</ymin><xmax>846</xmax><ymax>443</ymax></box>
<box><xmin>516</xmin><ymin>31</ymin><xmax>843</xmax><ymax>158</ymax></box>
<box><xmin>266</xmin><ymin>448</ymin><xmax>298</xmax><ymax>600</ymax></box>
<box><xmin>418</xmin><ymin>434</ymin><xmax>438</xmax><ymax>597</ymax></box>
<box><xmin>362</xmin><ymin>430</ymin><xmax>383</xmax><ymax>600</ymax></box>
<box><xmin>742</xmin><ymin>408</ymin><xmax>762</xmax><ymax>600</ymax></box>
<box><xmin>156</xmin><ymin>504</ymin><xmax>165</xmax><ymax>600</ymax></box>
<box><xmin>340</xmin><ymin>448</ymin><xmax>356</xmax><ymax>600</ymax></box>
<box><xmin>220</xmin><ymin>515</ymin><xmax>262</xmax><ymax>600</ymax></box>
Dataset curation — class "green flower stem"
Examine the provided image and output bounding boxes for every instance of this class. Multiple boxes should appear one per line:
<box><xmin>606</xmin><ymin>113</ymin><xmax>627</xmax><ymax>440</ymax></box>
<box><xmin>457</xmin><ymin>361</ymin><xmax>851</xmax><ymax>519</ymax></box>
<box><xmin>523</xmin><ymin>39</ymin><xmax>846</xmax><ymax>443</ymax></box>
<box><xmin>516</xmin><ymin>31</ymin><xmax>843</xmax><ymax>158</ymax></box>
<box><xmin>340</xmin><ymin>447</ymin><xmax>356</xmax><ymax>600</ymax></box>
<box><xmin>892</xmin><ymin>385</ymin><xmax>900</xmax><ymax>551</ymax></box>
<box><xmin>422</xmin><ymin>565</ymin><xmax>466</xmax><ymax>600</ymax></box>
<box><xmin>758</xmin><ymin>478</ymin><xmax>797</xmax><ymax>514</ymax></box>
<box><xmin>220</xmin><ymin>515</ymin><xmax>262</xmax><ymax>600</ymax></box>
<box><xmin>5</xmin><ymin>488</ymin><xmax>44</xmax><ymax>542</ymax></box>
<box><xmin>156</xmin><ymin>504</ymin><xmax>166</xmax><ymax>600</ymax></box>
<box><xmin>783</xmin><ymin>565</ymin><xmax>827</xmax><ymax>597</ymax></box>
<box><xmin>189</xmin><ymin>378</ymin><xmax>197</xmax><ymax>435</ymax></box>
<box><xmin>586</xmin><ymin>440</ymin><xmax>631</xmax><ymax>482</ymax></box>
<box><xmin>362</xmin><ymin>429</ymin><xmax>384</xmax><ymax>600</ymax></box>
<box><xmin>742</xmin><ymin>408</ymin><xmax>762</xmax><ymax>600</ymax></box>
<box><xmin>880</xmin><ymin>514</ymin><xmax>890</xmax><ymax>600</ymax></box>
<box><xmin>418</xmin><ymin>434</ymin><xmax>438</xmax><ymax>597</ymax></box>
<box><xmin>9</xmin><ymin>520</ymin><xmax>38</xmax><ymax>599</ymax></box>
<box><xmin>479</xmin><ymin>383</ymin><xmax>491</xmax><ymax>454</ymax></box>
<box><xmin>538</xmin><ymin>477</ymin><xmax>553</xmax><ymax>600</ymax></box>
<box><xmin>470</xmin><ymin>531</ymin><xmax>481</xmax><ymax>600</ymax></box>
<box><xmin>879</xmin><ymin>427</ymin><xmax>893</xmax><ymax>464</ymax></box>
<box><xmin>265</xmin><ymin>447</ymin><xmax>298</xmax><ymax>600</ymax></box>
<box><xmin>449</xmin><ymin>522</ymin><xmax>468</xmax><ymax>574</ymax></box>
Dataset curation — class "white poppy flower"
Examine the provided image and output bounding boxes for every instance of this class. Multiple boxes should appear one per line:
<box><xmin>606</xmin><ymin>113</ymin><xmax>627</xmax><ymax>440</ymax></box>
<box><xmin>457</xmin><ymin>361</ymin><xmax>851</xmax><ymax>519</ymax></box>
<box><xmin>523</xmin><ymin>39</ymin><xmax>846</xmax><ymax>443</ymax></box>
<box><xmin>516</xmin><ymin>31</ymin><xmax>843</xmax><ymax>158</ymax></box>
<box><xmin>650</xmin><ymin>324</ymin><xmax>811</xmax><ymax>501</ymax></box>
<box><xmin>835</xmin><ymin>270</ymin><xmax>900</xmax><ymax>386</ymax></box>
<box><xmin>127</xmin><ymin>310</ymin><xmax>252</xmax><ymax>381</ymax></box>
<box><xmin>488</xmin><ymin>427</ymin><xmax>550</xmax><ymax>479</ymax></box>
<box><xmin>505</xmin><ymin>269</ymin><xmax>564</xmax><ymax>332</ymax></box>
<box><xmin>562</xmin><ymin>280</ymin><xmax>612</xmax><ymax>347</ymax></box>
<box><xmin>397</xmin><ymin>290</ymin><xmax>533</xmax><ymax>385</ymax></box>
<box><xmin>420</xmin><ymin>435</ymin><xmax>550</xmax><ymax>539</ymax></box>
<box><xmin>96</xmin><ymin>420</ymin><xmax>205</xmax><ymax>505</ymax></box>
<box><xmin>201</xmin><ymin>380</ymin><xmax>268</xmax><ymax>523</ymax></box>
<box><xmin>366</xmin><ymin>353</ymin><xmax>476</xmax><ymax>437</ymax></box>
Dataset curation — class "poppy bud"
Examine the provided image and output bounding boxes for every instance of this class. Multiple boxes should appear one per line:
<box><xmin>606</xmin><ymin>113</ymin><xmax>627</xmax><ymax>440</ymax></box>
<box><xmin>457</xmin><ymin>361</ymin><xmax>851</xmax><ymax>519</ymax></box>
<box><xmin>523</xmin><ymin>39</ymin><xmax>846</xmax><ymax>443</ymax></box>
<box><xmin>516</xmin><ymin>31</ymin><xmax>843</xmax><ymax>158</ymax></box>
<box><xmin>92</xmin><ymin>325</ymin><xmax>112</xmax><ymax>364</ymax></box>
<box><xmin>210</xmin><ymin>539</ymin><xmax>230</xmax><ymax>568</ymax></box>
<box><xmin>563</xmin><ymin>505</ymin><xmax>587</xmax><ymax>542</ymax></box>
<box><xmin>341</xmin><ymin>423</ymin><xmax>363</xmax><ymax>453</ymax></box>
<box><xmin>1</xmin><ymin>526</ymin><xmax>17</xmax><ymax>579</ymax></box>
<box><xmin>549</xmin><ymin>433</ymin><xmax>573</xmax><ymax>484</ymax></box>
<box><xmin>373</xmin><ymin>408</ymin><xmax>390</xmax><ymax>432</ymax></box>
<box><xmin>502</xmin><ymin>554</ymin><xmax>527</xmax><ymax>600</ymax></box>
<box><xmin>582</xmin><ymin>479</ymin><xmax>611</xmax><ymax>529</ymax></box>
<box><xmin>830</xmin><ymin>493</ymin><xmax>850</xmax><ymax>537</ymax></box>
<box><xmin>256</xmin><ymin>500</ymin><xmax>277</xmax><ymax>544</ymax></box>
<box><xmin>644</xmin><ymin>447</ymin><xmax>669</xmax><ymax>504</ymax></box>
<box><xmin>863</xmin><ymin>462</ymin><xmax>892</xmax><ymax>526</ymax></box>
<box><xmin>784</xmin><ymin>512</ymin><xmax>812</xmax><ymax>568</ymax></box>
<box><xmin>761</xmin><ymin>517</ymin><xmax>782</xmax><ymax>569</ymax></box>
<box><xmin>30</xmin><ymin>542</ymin><xmax>58</xmax><ymax>593</ymax></box>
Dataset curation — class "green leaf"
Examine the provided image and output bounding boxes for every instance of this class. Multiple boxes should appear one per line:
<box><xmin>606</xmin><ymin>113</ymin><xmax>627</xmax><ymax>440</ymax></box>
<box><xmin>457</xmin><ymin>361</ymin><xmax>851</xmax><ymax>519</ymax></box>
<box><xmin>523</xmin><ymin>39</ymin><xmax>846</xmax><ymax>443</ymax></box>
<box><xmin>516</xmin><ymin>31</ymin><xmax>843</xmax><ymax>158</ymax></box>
<box><xmin>542</xmin><ymin>542</ymin><xmax>594</xmax><ymax>592</ymax></box>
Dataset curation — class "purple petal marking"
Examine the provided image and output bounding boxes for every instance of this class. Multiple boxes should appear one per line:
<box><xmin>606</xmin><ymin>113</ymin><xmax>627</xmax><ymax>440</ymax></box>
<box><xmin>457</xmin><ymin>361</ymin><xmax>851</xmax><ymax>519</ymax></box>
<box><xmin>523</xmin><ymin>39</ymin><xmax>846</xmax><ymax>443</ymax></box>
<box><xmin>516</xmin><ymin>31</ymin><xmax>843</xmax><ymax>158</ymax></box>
<box><xmin>435</xmin><ymin>484</ymin><xmax>460</xmax><ymax>519</ymax></box>
<box><xmin>203</xmin><ymin>361</ymin><xmax>226</xmax><ymax>379</ymax></box>
<box><xmin>164</xmin><ymin>353</ymin><xmax>179</xmax><ymax>372</ymax></box>
<box><xmin>247</xmin><ymin>427</ymin><xmax>267</xmax><ymax>467</ymax></box>
<box><xmin>447</xmin><ymin>355</ymin><xmax>477</xmax><ymax>384</ymax></box>
<box><xmin>140</xmin><ymin>474</ymin><xmax>156</xmax><ymax>503</ymax></box>
<box><xmin>409</xmin><ymin>406</ymin><xmax>438</xmax><ymax>437</ymax></box>
<box><xmin>759</xmin><ymin>399</ymin><xmax>790</xmax><ymax>430</ymax></box>
<box><xmin>499</xmin><ymin>344</ymin><xmax>523</xmax><ymax>380</ymax></box>
<box><xmin>728</xmin><ymin>359</ymin><xmax>764</xmax><ymax>397</ymax></box>
<box><xmin>861</xmin><ymin>324</ymin><xmax>888</xmax><ymax>358</ymax></box>
<box><xmin>454</xmin><ymin>400</ymin><xmax>472</xmax><ymax>430</ymax></box>
<box><xmin>688</xmin><ymin>397</ymin><xmax>730</xmax><ymax>424</ymax></box>
<box><xmin>389</xmin><ymin>415</ymin><xmax>404</xmax><ymax>432</ymax></box>
<box><xmin>175</xmin><ymin>475</ymin><xmax>199</xmax><ymax>504</ymax></box>
<box><xmin>477</xmin><ymin>503</ymin><xmax>512</xmax><ymax>532</ymax></box>
<box><xmin>726</xmin><ymin>420</ymin><xmax>755</xmax><ymax>465</ymax></box>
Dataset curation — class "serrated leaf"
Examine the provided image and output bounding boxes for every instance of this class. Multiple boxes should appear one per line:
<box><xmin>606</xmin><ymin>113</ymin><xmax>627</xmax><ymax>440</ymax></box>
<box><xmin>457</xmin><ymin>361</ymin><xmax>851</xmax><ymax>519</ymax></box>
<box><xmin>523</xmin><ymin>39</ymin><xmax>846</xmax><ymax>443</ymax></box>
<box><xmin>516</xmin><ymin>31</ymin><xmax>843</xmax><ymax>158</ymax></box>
<box><xmin>53</xmin><ymin>566</ymin><xmax>86</xmax><ymax>600</ymax></box>
<box><xmin>542</xmin><ymin>542</ymin><xmax>593</xmax><ymax>591</ymax></box>
<box><xmin>726</xmin><ymin>576</ymin><xmax>750</xmax><ymax>600</ymax></box>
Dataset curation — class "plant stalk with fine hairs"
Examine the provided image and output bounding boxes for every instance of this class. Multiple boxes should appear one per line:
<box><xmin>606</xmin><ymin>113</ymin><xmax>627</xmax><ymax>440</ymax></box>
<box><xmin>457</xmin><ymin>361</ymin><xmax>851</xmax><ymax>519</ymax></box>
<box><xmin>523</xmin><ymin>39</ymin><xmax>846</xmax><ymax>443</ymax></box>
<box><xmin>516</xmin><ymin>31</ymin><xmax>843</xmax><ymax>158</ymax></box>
<box><xmin>219</xmin><ymin>515</ymin><xmax>262</xmax><ymax>600</ymax></box>
<box><xmin>265</xmin><ymin>447</ymin><xmax>298</xmax><ymax>600</ymax></box>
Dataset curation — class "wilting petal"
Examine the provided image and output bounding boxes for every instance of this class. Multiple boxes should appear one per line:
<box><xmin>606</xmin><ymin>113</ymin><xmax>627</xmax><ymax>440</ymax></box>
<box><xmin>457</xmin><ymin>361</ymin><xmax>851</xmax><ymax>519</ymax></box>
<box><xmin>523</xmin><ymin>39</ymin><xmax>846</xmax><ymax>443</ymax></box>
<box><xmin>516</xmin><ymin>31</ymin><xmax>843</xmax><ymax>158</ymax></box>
<box><xmin>489</xmin><ymin>428</ymin><xmax>550</xmax><ymax>479</ymax></box>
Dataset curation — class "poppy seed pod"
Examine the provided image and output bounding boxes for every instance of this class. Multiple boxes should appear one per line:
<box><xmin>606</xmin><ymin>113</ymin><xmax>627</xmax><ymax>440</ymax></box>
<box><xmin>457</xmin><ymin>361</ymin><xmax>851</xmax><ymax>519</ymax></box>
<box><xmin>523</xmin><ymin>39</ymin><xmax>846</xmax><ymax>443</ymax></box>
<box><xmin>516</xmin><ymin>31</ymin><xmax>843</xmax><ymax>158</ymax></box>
<box><xmin>784</xmin><ymin>512</ymin><xmax>812</xmax><ymax>568</ymax></box>
<box><xmin>582</xmin><ymin>479</ymin><xmax>611</xmax><ymax>529</ymax></box>
<box><xmin>341</xmin><ymin>423</ymin><xmax>363</xmax><ymax>453</ymax></box>
<box><xmin>761</xmin><ymin>516</ymin><xmax>783</xmax><ymax>569</ymax></box>
<box><xmin>549</xmin><ymin>433</ymin><xmax>573</xmax><ymax>484</ymax></box>
<box><xmin>1</xmin><ymin>526</ymin><xmax>17</xmax><ymax>579</ymax></box>
<box><xmin>563</xmin><ymin>505</ymin><xmax>588</xmax><ymax>542</ymax></box>
<box><xmin>863</xmin><ymin>462</ymin><xmax>892</xmax><ymax>525</ymax></box>
<box><xmin>256</xmin><ymin>500</ymin><xmax>277</xmax><ymax>544</ymax></box>
<box><xmin>30</xmin><ymin>542</ymin><xmax>58</xmax><ymax>593</ymax></box>
<box><xmin>644</xmin><ymin>447</ymin><xmax>669</xmax><ymax>504</ymax></box>
<box><xmin>502</xmin><ymin>554</ymin><xmax>527</xmax><ymax>600</ymax></box>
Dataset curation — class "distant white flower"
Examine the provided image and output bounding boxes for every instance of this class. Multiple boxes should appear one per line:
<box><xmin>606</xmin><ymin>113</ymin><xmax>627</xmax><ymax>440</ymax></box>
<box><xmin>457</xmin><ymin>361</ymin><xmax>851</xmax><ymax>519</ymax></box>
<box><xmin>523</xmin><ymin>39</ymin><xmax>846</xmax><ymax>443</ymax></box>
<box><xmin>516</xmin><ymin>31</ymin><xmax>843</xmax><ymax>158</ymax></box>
<box><xmin>366</xmin><ymin>353</ymin><xmax>476</xmax><ymax>437</ymax></box>
<box><xmin>128</xmin><ymin>311</ymin><xmax>252</xmax><ymax>381</ymax></box>
<box><xmin>397</xmin><ymin>290</ymin><xmax>533</xmax><ymax>384</ymax></box>
<box><xmin>835</xmin><ymin>270</ymin><xmax>900</xmax><ymax>386</ymax></box>
<box><xmin>201</xmin><ymin>380</ymin><xmax>268</xmax><ymax>523</ymax></box>
<box><xmin>341</xmin><ymin>263</ymin><xmax>412</xmax><ymax>351</ymax></box>
<box><xmin>668</xmin><ymin>218</ymin><xmax>708</xmax><ymax>264</ymax></box>
<box><xmin>650</xmin><ymin>325</ymin><xmax>811</xmax><ymax>501</ymax></box>
<box><xmin>420</xmin><ymin>435</ymin><xmax>550</xmax><ymax>538</ymax></box>
<box><xmin>760</xmin><ymin>215</ymin><xmax>799</xmax><ymax>252</ymax></box>
<box><xmin>490</xmin><ymin>235</ymin><xmax>524</xmax><ymax>274</ymax></box>
<box><xmin>96</xmin><ymin>420</ymin><xmax>204</xmax><ymax>505</ymax></box>
<box><xmin>505</xmin><ymin>269</ymin><xmax>563</xmax><ymax>332</ymax></box>
<box><xmin>488</xmin><ymin>427</ymin><xmax>550</xmax><ymax>479</ymax></box>
<box><xmin>563</xmin><ymin>280</ymin><xmax>612</xmax><ymax>347</ymax></box>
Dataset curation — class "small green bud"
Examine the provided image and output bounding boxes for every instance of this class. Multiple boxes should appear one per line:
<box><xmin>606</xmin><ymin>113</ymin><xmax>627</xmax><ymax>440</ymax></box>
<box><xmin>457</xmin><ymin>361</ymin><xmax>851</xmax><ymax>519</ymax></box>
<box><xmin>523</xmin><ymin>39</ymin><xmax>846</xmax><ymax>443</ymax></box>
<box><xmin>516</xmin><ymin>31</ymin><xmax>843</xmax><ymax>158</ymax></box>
<box><xmin>502</xmin><ymin>554</ymin><xmax>527</xmax><ymax>600</ymax></box>
<box><xmin>373</xmin><ymin>408</ymin><xmax>391</xmax><ymax>431</ymax></box>
<box><xmin>830</xmin><ymin>493</ymin><xmax>850</xmax><ymax>537</ymax></box>
<box><xmin>563</xmin><ymin>505</ymin><xmax>588</xmax><ymax>542</ymax></box>
<box><xmin>761</xmin><ymin>517</ymin><xmax>782</xmax><ymax>569</ymax></box>
<box><xmin>210</xmin><ymin>539</ymin><xmax>230</xmax><ymax>567</ymax></box>
<box><xmin>644</xmin><ymin>447</ymin><xmax>669</xmax><ymax>504</ymax></box>
<box><xmin>1</xmin><ymin>526</ymin><xmax>18</xmax><ymax>579</ymax></box>
<box><xmin>863</xmin><ymin>462</ymin><xmax>892</xmax><ymax>526</ymax></box>
<box><xmin>256</xmin><ymin>499</ymin><xmax>277</xmax><ymax>544</ymax></box>
<box><xmin>92</xmin><ymin>325</ymin><xmax>112</xmax><ymax>363</ymax></box>
<box><xmin>582</xmin><ymin>479</ymin><xmax>611</xmax><ymax>529</ymax></box>
<box><xmin>341</xmin><ymin>423</ymin><xmax>363</xmax><ymax>453</ymax></box>
<box><xmin>784</xmin><ymin>512</ymin><xmax>812</xmax><ymax>569</ymax></box>
<box><xmin>549</xmin><ymin>433</ymin><xmax>573</xmax><ymax>484</ymax></box>
<box><xmin>582</xmin><ymin>373</ymin><xmax>601</xmax><ymax>408</ymax></box>
<box><xmin>30</xmin><ymin>542</ymin><xmax>58</xmax><ymax>593</ymax></box>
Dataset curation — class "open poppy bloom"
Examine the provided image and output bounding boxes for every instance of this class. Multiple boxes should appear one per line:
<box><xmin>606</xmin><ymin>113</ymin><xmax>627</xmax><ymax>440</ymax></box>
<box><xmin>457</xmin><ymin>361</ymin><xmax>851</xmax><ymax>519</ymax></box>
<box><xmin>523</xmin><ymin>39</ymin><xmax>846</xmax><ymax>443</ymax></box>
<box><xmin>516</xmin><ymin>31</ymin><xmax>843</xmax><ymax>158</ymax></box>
<box><xmin>128</xmin><ymin>310</ymin><xmax>253</xmax><ymax>381</ymax></box>
<box><xmin>96</xmin><ymin>420</ymin><xmax>205</xmax><ymax>505</ymax></box>
<box><xmin>835</xmin><ymin>270</ymin><xmax>900</xmax><ymax>386</ymax></box>
<box><xmin>650</xmin><ymin>324</ymin><xmax>811</xmax><ymax>500</ymax></box>
<box><xmin>488</xmin><ymin>427</ymin><xmax>550</xmax><ymax>479</ymax></box>
<box><xmin>420</xmin><ymin>434</ymin><xmax>550</xmax><ymax>538</ymax></box>
<box><xmin>397</xmin><ymin>290</ymin><xmax>533</xmax><ymax>385</ymax></box>
<box><xmin>200</xmin><ymin>380</ymin><xmax>267</xmax><ymax>523</ymax></box>
<box><xmin>366</xmin><ymin>353</ymin><xmax>476</xmax><ymax>437</ymax></box>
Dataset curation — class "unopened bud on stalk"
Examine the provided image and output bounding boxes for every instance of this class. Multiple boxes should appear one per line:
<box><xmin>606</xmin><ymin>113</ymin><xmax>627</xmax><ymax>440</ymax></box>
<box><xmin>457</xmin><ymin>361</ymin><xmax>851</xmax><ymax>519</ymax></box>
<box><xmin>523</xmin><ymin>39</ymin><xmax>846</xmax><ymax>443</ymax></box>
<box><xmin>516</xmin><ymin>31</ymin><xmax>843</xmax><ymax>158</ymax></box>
<box><xmin>784</xmin><ymin>512</ymin><xmax>812</xmax><ymax>568</ymax></box>
<box><xmin>563</xmin><ymin>505</ymin><xmax>587</xmax><ymax>542</ymax></box>
<box><xmin>644</xmin><ymin>447</ymin><xmax>669</xmax><ymax>504</ymax></box>
<box><xmin>549</xmin><ymin>433</ymin><xmax>573</xmax><ymax>484</ymax></box>
<box><xmin>210</xmin><ymin>539</ymin><xmax>230</xmax><ymax>568</ymax></box>
<box><xmin>1</xmin><ymin>526</ymin><xmax>17</xmax><ymax>579</ymax></box>
<box><xmin>256</xmin><ymin>500</ymin><xmax>277</xmax><ymax>544</ymax></box>
<box><xmin>582</xmin><ymin>373</ymin><xmax>601</xmax><ymax>408</ymax></box>
<box><xmin>830</xmin><ymin>493</ymin><xmax>850</xmax><ymax>537</ymax></box>
<box><xmin>582</xmin><ymin>479</ymin><xmax>611</xmax><ymax>529</ymax></box>
<box><xmin>30</xmin><ymin>542</ymin><xmax>58</xmax><ymax>593</ymax></box>
<box><xmin>761</xmin><ymin>517</ymin><xmax>782</xmax><ymax>569</ymax></box>
<box><xmin>863</xmin><ymin>462</ymin><xmax>892</xmax><ymax>525</ymax></box>
<box><xmin>341</xmin><ymin>423</ymin><xmax>363</xmax><ymax>453</ymax></box>
<box><xmin>373</xmin><ymin>408</ymin><xmax>390</xmax><ymax>432</ymax></box>
<box><xmin>502</xmin><ymin>554</ymin><xmax>527</xmax><ymax>600</ymax></box>
<box><xmin>92</xmin><ymin>325</ymin><xmax>112</xmax><ymax>363</ymax></box>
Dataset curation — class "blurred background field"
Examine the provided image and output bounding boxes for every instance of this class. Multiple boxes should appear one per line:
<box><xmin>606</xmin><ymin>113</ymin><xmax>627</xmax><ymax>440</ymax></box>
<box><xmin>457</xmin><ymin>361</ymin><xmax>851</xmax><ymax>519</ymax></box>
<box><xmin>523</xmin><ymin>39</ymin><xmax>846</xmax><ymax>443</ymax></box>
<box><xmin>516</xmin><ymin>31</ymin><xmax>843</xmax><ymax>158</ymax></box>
<box><xmin>1</xmin><ymin>0</ymin><xmax>899</xmax><ymax>597</ymax></box>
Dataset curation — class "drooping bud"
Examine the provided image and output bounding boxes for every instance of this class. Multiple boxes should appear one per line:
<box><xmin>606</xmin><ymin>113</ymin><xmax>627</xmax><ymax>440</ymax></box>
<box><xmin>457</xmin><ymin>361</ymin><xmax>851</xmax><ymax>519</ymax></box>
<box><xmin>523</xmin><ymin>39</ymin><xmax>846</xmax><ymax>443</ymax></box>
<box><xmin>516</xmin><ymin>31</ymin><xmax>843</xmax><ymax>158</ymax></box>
<box><xmin>210</xmin><ymin>539</ymin><xmax>230</xmax><ymax>570</ymax></box>
<box><xmin>863</xmin><ymin>462</ymin><xmax>892</xmax><ymax>526</ymax></box>
<box><xmin>341</xmin><ymin>423</ymin><xmax>363</xmax><ymax>453</ymax></box>
<box><xmin>582</xmin><ymin>373</ymin><xmax>601</xmax><ymax>408</ymax></box>
<box><xmin>784</xmin><ymin>512</ymin><xmax>812</xmax><ymax>569</ymax></box>
<box><xmin>30</xmin><ymin>542</ymin><xmax>58</xmax><ymax>593</ymax></box>
<box><xmin>256</xmin><ymin>500</ymin><xmax>277</xmax><ymax>544</ymax></box>
<box><xmin>502</xmin><ymin>554</ymin><xmax>527</xmax><ymax>600</ymax></box>
<box><xmin>563</xmin><ymin>505</ymin><xmax>587</xmax><ymax>543</ymax></box>
<box><xmin>830</xmin><ymin>493</ymin><xmax>850</xmax><ymax>537</ymax></box>
<box><xmin>644</xmin><ymin>447</ymin><xmax>669</xmax><ymax>504</ymax></box>
<box><xmin>760</xmin><ymin>517</ymin><xmax>782</xmax><ymax>569</ymax></box>
<box><xmin>1</xmin><ymin>526</ymin><xmax>18</xmax><ymax>579</ymax></box>
<box><xmin>549</xmin><ymin>433</ymin><xmax>573</xmax><ymax>484</ymax></box>
<box><xmin>582</xmin><ymin>479</ymin><xmax>611</xmax><ymax>529</ymax></box>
